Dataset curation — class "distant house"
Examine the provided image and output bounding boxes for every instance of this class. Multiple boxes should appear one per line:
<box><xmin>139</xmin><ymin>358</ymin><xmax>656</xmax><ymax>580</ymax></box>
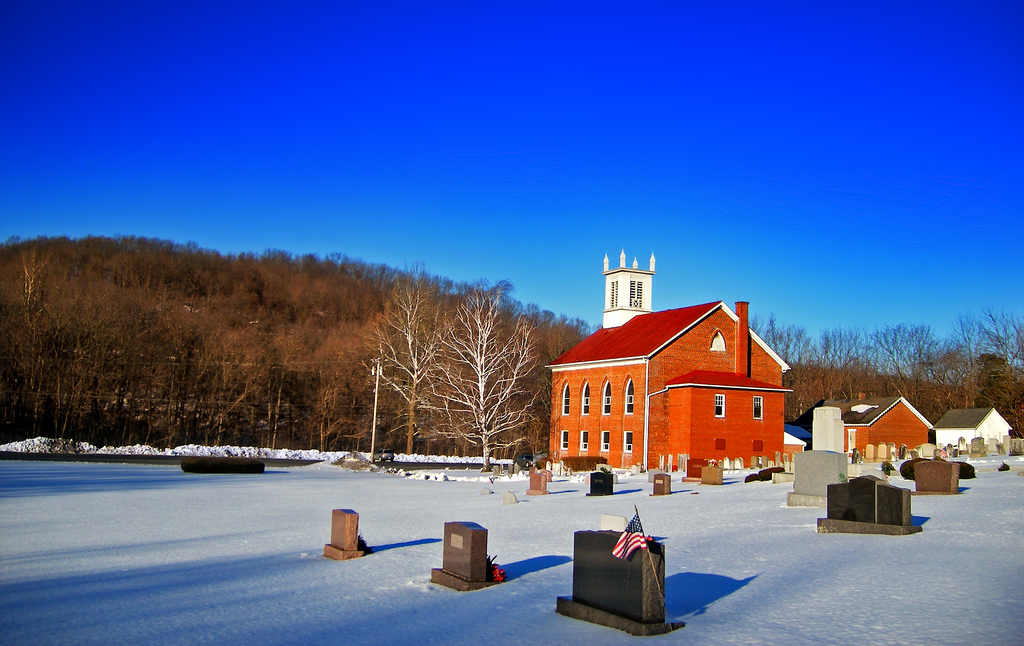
<box><xmin>792</xmin><ymin>396</ymin><xmax>931</xmax><ymax>455</ymax></box>
<box><xmin>784</xmin><ymin>423</ymin><xmax>811</xmax><ymax>455</ymax></box>
<box><xmin>932</xmin><ymin>408</ymin><xmax>1012</xmax><ymax>448</ymax></box>
<box><xmin>548</xmin><ymin>251</ymin><xmax>791</xmax><ymax>470</ymax></box>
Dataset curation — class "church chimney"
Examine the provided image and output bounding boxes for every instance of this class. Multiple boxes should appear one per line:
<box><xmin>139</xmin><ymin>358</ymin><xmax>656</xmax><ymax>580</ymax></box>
<box><xmin>735</xmin><ymin>301</ymin><xmax>750</xmax><ymax>378</ymax></box>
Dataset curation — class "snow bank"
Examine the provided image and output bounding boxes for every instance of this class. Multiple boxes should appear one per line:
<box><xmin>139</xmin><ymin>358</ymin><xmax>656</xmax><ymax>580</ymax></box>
<box><xmin>0</xmin><ymin>436</ymin><xmax>514</xmax><ymax>465</ymax></box>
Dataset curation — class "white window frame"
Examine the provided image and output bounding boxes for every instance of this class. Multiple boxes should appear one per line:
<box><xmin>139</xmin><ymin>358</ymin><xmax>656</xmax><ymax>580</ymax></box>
<box><xmin>625</xmin><ymin>380</ymin><xmax>634</xmax><ymax>414</ymax></box>
<box><xmin>580</xmin><ymin>430</ymin><xmax>589</xmax><ymax>452</ymax></box>
<box><xmin>624</xmin><ymin>431</ymin><xmax>633</xmax><ymax>453</ymax></box>
<box><xmin>601</xmin><ymin>431</ymin><xmax>610</xmax><ymax>452</ymax></box>
<box><xmin>560</xmin><ymin>430</ymin><xmax>569</xmax><ymax>451</ymax></box>
<box><xmin>582</xmin><ymin>383</ymin><xmax>590</xmax><ymax>415</ymax></box>
<box><xmin>715</xmin><ymin>393</ymin><xmax>726</xmax><ymax>418</ymax></box>
<box><xmin>753</xmin><ymin>396</ymin><xmax>763</xmax><ymax>420</ymax></box>
<box><xmin>562</xmin><ymin>384</ymin><xmax>570</xmax><ymax>416</ymax></box>
<box><xmin>602</xmin><ymin>382</ymin><xmax>612</xmax><ymax>415</ymax></box>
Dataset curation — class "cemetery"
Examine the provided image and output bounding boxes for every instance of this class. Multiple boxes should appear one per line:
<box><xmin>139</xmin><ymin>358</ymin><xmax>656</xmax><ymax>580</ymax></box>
<box><xmin>1</xmin><ymin>445</ymin><xmax>1022</xmax><ymax>645</ymax></box>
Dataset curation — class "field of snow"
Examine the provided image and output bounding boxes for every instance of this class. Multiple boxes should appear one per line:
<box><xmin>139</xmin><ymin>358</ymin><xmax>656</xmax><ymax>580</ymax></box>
<box><xmin>1</xmin><ymin>455</ymin><xmax>1022</xmax><ymax>645</ymax></box>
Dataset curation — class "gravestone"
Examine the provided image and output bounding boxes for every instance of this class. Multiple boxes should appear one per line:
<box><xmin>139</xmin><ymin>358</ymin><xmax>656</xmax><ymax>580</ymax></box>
<box><xmin>479</xmin><ymin>488</ymin><xmax>493</xmax><ymax>495</ymax></box>
<box><xmin>686</xmin><ymin>458</ymin><xmax>708</xmax><ymax>479</ymax></box>
<box><xmin>1010</xmin><ymin>438</ymin><xmax>1024</xmax><ymax>457</ymax></box>
<box><xmin>323</xmin><ymin>509</ymin><xmax>367</xmax><ymax>560</ymax></box>
<box><xmin>555</xmin><ymin>531</ymin><xmax>684</xmax><ymax>636</ymax></box>
<box><xmin>851</xmin><ymin>448</ymin><xmax>862</xmax><ymax>464</ymax></box>
<box><xmin>540</xmin><ymin>469</ymin><xmax>553</xmax><ymax>483</ymax></box>
<box><xmin>987</xmin><ymin>439</ymin><xmax>999</xmax><ymax>454</ymax></box>
<box><xmin>909</xmin><ymin>450</ymin><xmax>919</xmax><ymax>460</ymax></box>
<box><xmin>878</xmin><ymin>443</ymin><xmax>890</xmax><ymax>462</ymax></box>
<box><xmin>600</xmin><ymin>514</ymin><xmax>627</xmax><ymax>532</ymax></box>
<box><xmin>970</xmin><ymin>437</ymin><xmax>986</xmax><ymax>458</ymax></box>
<box><xmin>526</xmin><ymin>471</ymin><xmax>549</xmax><ymax>495</ymax></box>
<box><xmin>997</xmin><ymin>443</ymin><xmax>1006</xmax><ymax>456</ymax></box>
<box><xmin>647</xmin><ymin>468</ymin><xmax>665</xmax><ymax>483</ymax></box>
<box><xmin>864</xmin><ymin>444</ymin><xmax>876</xmax><ymax>463</ymax></box>
<box><xmin>898</xmin><ymin>444</ymin><xmax>908</xmax><ymax>460</ymax></box>
<box><xmin>667</xmin><ymin>454</ymin><xmax>674</xmax><ymax>472</ymax></box>
<box><xmin>775</xmin><ymin>451</ymin><xmax>782</xmax><ymax>467</ymax></box>
<box><xmin>958</xmin><ymin>437</ymin><xmax>968</xmax><ymax>452</ymax></box>
<box><xmin>918</xmin><ymin>443</ymin><xmax>937</xmax><ymax>458</ymax></box>
<box><xmin>430</xmin><ymin>522</ymin><xmax>498</xmax><ymax>591</ymax></box>
<box><xmin>788</xmin><ymin>451</ymin><xmax>848</xmax><ymax>508</ymax></box>
<box><xmin>588</xmin><ymin>471</ymin><xmax>614</xmax><ymax>496</ymax></box>
<box><xmin>813</xmin><ymin>406</ymin><xmax>845</xmax><ymax>453</ymax></box>
<box><xmin>818</xmin><ymin>476</ymin><xmax>920</xmax><ymax>535</ymax></box>
<box><xmin>950</xmin><ymin>447</ymin><xmax>959</xmax><ymax>458</ymax></box>
<box><xmin>492</xmin><ymin>465</ymin><xmax>503</xmax><ymax>477</ymax></box>
<box><xmin>651</xmin><ymin>473</ymin><xmax>671</xmax><ymax>496</ymax></box>
<box><xmin>700</xmin><ymin>465</ymin><xmax>724</xmax><ymax>485</ymax></box>
<box><xmin>502</xmin><ymin>491</ymin><xmax>518</xmax><ymax>505</ymax></box>
<box><xmin>914</xmin><ymin>460</ymin><xmax>960</xmax><ymax>495</ymax></box>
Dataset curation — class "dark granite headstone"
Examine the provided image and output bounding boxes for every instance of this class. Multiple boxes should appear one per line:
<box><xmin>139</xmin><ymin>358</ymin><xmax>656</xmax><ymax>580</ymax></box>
<box><xmin>898</xmin><ymin>444</ymin><xmax>908</xmax><ymax>460</ymax></box>
<box><xmin>588</xmin><ymin>471</ymin><xmax>614</xmax><ymax>496</ymax></box>
<box><xmin>555</xmin><ymin>530</ymin><xmax>684</xmax><ymax>636</ymax></box>
<box><xmin>652</xmin><ymin>473</ymin><xmax>671</xmax><ymax>496</ymax></box>
<box><xmin>970</xmin><ymin>437</ymin><xmax>986</xmax><ymax>458</ymax></box>
<box><xmin>820</xmin><ymin>476</ymin><xmax>919</xmax><ymax>535</ymax></box>
<box><xmin>430</xmin><ymin>521</ymin><xmax>496</xmax><ymax>591</ymax></box>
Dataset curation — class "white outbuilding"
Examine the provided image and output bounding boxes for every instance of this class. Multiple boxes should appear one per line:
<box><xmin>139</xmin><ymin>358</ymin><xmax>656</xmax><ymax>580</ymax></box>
<box><xmin>932</xmin><ymin>408</ymin><xmax>1012</xmax><ymax>448</ymax></box>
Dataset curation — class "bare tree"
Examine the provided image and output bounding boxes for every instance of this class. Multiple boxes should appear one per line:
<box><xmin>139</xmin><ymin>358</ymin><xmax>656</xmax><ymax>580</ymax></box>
<box><xmin>370</xmin><ymin>275</ymin><xmax>445</xmax><ymax>454</ymax></box>
<box><xmin>429</xmin><ymin>285</ymin><xmax>536</xmax><ymax>469</ymax></box>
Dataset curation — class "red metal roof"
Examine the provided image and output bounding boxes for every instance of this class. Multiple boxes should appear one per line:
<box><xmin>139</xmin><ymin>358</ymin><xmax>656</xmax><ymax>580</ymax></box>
<box><xmin>666</xmin><ymin>370</ymin><xmax>790</xmax><ymax>391</ymax></box>
<box><xmin>549</xmin><ymin>301</ymin><xmax>722</xmax><ymax>366</ymax></box>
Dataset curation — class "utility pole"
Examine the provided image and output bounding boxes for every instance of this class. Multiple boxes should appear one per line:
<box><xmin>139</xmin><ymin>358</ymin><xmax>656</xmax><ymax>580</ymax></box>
<box><xmin>370</xmin><ymin>358</ymin><xmax>381</xmax><ymax>461</ymax></box>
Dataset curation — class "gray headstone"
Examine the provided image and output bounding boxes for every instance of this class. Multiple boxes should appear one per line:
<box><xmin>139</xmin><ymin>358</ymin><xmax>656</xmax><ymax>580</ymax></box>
<box><xmin>647</xmin><ymin>468</ymin><xmax>665</xmax><ymax>483</ymax></box>
<box><xmin>812</xmin><ymin>406</ymin><xmax>845</xmax><ymax>453</ymax></box>
<box><xmin>501</xmin><ymin>491</ymin><xmax>518</xmax><ymax>505</ymax></box>
<box><xmin>479</xmin><ymin>488</ymin><xmax>493</xmax><ymax>495</ymax></box>
<box><xmin>793</xmin><ymin>451</ymin><xmax>849</xmax><ymax>497</ymax></box>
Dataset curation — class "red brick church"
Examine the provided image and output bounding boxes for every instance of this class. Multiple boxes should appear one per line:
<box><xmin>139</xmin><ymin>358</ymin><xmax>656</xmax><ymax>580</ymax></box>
<box><xmin>548</xmin><ymin>251</ymin><xmax>790</xmax><ymax>470</ymax></box>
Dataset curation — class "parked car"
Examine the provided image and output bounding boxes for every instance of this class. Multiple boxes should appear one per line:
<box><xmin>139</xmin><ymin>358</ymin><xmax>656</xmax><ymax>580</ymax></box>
<box><xmin>514</xmin><ymin>453</ymin><xmax>534</xmax><ymax>468</ymax></box>
<box><xmin>375</xmin><ymin>448</ymin><xmax>395</xmax><ymax>462</ymax></box>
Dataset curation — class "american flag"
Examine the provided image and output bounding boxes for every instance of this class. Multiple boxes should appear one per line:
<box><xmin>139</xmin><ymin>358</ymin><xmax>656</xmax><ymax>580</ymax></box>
<box><xmin>612</xmin><ymin>512</ymin><xmax>648</xmax><ymax>559</ymax></box>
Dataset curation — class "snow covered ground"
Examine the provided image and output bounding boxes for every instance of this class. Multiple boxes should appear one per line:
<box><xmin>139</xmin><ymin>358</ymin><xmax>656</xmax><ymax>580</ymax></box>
<box><xmin>1</xmin><ymin>454</ymin><xmax>1022</xmax><ymax>645</ymax></box>
<box><xmin>0</xmin><ymin>436</ymin><xmax>512</xmax><ymax>465</ymax></box>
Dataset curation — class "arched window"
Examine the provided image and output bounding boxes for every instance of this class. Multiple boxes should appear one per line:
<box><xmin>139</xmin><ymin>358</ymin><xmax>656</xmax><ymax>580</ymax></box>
<box><xmin>561</xmin><ymin>384</ymin><xmax>570</xmax><ymax>416</ymax></box>
<box><xmin>625</xmin><ymin>380</ymin><xmax>635</xmax><ymax>414</ymax></box>
<box><xmin>603</xmin><ymin>382</ymin><xmax>612</xmax><ymax>415</ymax></box>
<box><xmin>582</xmin><ymin>383</ymin><xmax>590</xmax><ymax>415</ymax></box>
<box><xmin>710</xmin><ymin>331</ymin><xmax>726</xmax><ymax>352</ymax></box>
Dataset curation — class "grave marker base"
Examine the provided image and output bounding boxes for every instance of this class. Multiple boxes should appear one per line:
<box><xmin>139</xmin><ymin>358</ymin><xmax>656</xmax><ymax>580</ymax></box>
<box><xmin>556</xmin><ymin>598</ymin><xmax>685</xmax><ymax>636</ymax></box>
<box><xmin>816</xmin><ymin>518</ymin><xmax>922</xmax><ymax>536</ymax></box>
<box><xmin>322</xmin><ymin>544</ymin><xmax>366</xmax><ymax>560</ymax></box>
<box><xmin>787</xmin><ymin>492</ymin><xmax>826</xmax><ymax>507</ymax></box>
<box><xmin>430</xmin><ymin>568</ymin><xmax>499</xmax><ymax>592</ymax></box>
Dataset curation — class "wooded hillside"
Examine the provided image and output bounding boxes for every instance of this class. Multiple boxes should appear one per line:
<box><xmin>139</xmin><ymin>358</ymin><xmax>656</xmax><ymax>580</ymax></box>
<box><xmin>0</xmin><ymin>236</ymin><xmax>590</xmax><ymax>454</ymax></box>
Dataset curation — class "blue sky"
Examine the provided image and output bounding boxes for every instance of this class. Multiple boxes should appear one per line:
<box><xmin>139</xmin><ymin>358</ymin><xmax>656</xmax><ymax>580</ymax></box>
<box><xmin>3</xmin><ymin>1</ymin><xmax>1022</xmax><ymax>336</ymax></box>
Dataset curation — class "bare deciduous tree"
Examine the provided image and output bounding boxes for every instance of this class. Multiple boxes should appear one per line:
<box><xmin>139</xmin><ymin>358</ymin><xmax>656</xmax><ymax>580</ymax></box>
<box><xmin>429</xmin><ymin>286</ymin><xmax>536</xmax><ymax>469</ymax></box>
<box><xmin>370</xmin><ymin>275</ymin><xmax>445</xmax><ymax>454</ymax></box>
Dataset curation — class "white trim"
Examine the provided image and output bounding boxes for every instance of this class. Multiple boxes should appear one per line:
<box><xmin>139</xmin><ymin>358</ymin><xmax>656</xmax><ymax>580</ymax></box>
<box><xmin>715</xmin><ymin>393</ymin><xmax>726</xmax><ymax>418</ymax></box>
<box><xmin>548</xmin><ymin>357</ymin><xmax>646</xmax><ymax>371</ymax></box>
<box><xmin>580</xmin><ymin>430</ymin><xmax>589</xmax><ymax>452</ymax></box>
<box><xmin>560</xmin><ymin>430</ymin><xmax>569</xmax><ymax>451</ymax></box>
<box><xmin>600</xmin><ymin>431</ymin><xmax>610</xmax><ymax>452</ymax></box>
<box><xmin>667</xmin><ymin>382</ymin><xmax>791</xmax><ymax>393</ymax></box>
<box><xmin>602</xmin><ymin>381</ymin><xmax>612</xmax><ymax>415</ymax></box>
<box><xmin>548</xmin><ymin>301</ymin><xmax>791</xmax><ymax>373</ymax></box>
<box><xmin>843</xmin><ymin>397</ymin><xmax>932</xmax><ymax>429</ymax></box>
<box><xmin>624</xmin><ymin>430</ymin><xmax>634</xmax><ymax>453</ymax></box>
<box><xmin>753</xmin><ymin>395</ymin><xmax>763</xmax><ymax>420</ymax></box>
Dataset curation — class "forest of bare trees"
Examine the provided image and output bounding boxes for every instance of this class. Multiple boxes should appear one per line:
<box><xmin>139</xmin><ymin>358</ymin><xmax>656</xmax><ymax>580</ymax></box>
<box><xmin>1</xmin><ymin>236</ymin><xmax>1020</xmax><ymax>456</ymax></box>
<box><xmin>752</xmin><ymin>311</ymin><xmax>1024</xmax><ymax>434</ymax></box>
<box><xmin>0</xmin><ymin>236</ymin><xmax>590</xmax><ymax>456</ymax></box>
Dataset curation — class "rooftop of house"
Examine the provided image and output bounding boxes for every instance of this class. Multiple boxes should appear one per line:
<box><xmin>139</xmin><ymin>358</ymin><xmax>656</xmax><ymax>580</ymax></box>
<box><xmin>932</xmin><ymin>408</ymin><xmax>996</xmax><ymax>429</ymax></box>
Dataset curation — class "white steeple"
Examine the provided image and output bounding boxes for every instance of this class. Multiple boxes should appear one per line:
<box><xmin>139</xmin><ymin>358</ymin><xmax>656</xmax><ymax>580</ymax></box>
<box><xmin>602</xmin><ymin>249</ymin><xmax>655</xmax><ymax>328</ymax></box>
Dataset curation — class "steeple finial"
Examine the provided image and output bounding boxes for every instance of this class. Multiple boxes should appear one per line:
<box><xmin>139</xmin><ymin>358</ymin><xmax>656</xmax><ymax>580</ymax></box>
<box><xmin>619</xmin><ymin>249</ymin><xmax>626</xmax><ymax>268</ymax></box>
